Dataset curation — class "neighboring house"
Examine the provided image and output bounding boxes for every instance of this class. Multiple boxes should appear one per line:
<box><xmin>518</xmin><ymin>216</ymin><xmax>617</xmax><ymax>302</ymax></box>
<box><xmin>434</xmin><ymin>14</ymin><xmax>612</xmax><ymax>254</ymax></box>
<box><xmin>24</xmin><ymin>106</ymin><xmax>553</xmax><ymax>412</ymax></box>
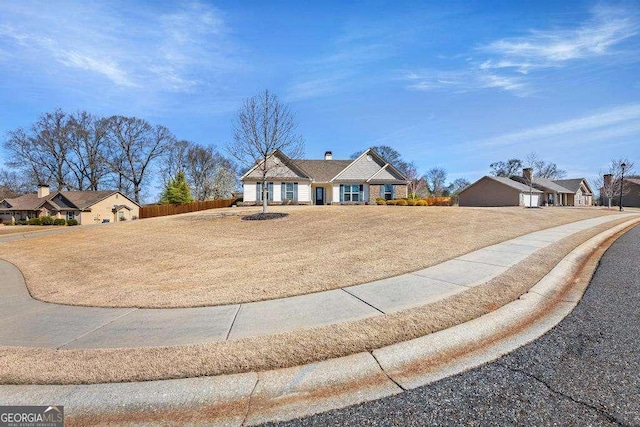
<box><xmin>458</xmin><ymin>176</ymin><xmax>543</xmax><ymax>207</ymax></box>
<box><xmin>600</xmin><ymin>175</ymin><xmax>640</xmax><ymax>208</ymax></box>
<box><xmin>622</xmin><ymin>177</ymin><xmax>640</xmax><ymax>207</ymax></box>
<box><xmin>554</xmin><ymin>178</ymin><xmax>594</xmax><ymax>206</ymax></box>
<box><xmin>0</xmin><ymin>185</ymin><xmax>140</xmax><ymax>224</ymax></box>
<box><xmin>240</xmin><ymin>148</ymin><xmax>409</xmax><ymax>205</ymax></box>
<box><xmin>459</xmin><ymin>169</ymin><xmax>594</xmax><ymax>207</ymax></box>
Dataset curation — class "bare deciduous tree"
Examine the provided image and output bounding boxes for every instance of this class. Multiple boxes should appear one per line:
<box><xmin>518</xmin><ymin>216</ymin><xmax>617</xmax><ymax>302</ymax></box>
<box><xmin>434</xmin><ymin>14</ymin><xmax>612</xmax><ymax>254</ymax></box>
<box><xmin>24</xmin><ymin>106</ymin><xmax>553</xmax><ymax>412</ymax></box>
<box><xmin>227</xmin><ymin>90</ymin><xmax>304</xmax><ymax>213</ymax></box>
<box><xmin>104</xmin><ymin>116</ymin><xmax>175</xmax><ymax>203</ymax></box>
<box><xmin>160</xmin><ymin>140</ymin><xmax>193</xmax><ymax>185</ymax></box>
<box><xmin>0</xmin><ymin>169</ymin><xmax>30</xmax><ymax>199</ymax></box>
<box><xmin>404</xmin><ymin>161</ymin><xmax>427</xmax><ymax>197</ymax></box>
<box><xmin>65</xmin><ymin>111</ymin><xmax>109</xmax><ymax>190</ymax></box>
<box><xmin>3</xmin><ymin>109</ymin><xmax>71</xmax><ymax>190</ymax></box>
<box><xmin>424</xmin><ymin>167</ymin><xmax>447</xmax><ymax>196</ymax></box>
<box><xmin>592</xmin><ymin>158</ymin><xmax>636</xmax><ymax>208</ymax></box>
<box><xmin>489</xmin><ymin>159</ymin><xmax>523</xmax><ymax>177</ymax></box>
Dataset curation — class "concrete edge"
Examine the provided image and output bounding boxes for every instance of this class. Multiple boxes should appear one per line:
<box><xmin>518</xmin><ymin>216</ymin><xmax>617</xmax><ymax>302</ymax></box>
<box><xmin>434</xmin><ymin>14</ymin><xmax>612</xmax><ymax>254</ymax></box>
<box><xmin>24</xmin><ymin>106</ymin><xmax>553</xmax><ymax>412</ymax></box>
<box><xmin>1</xmin><ymin>217</ymin><xmax>639</xmax><ymax>426</ymax></box>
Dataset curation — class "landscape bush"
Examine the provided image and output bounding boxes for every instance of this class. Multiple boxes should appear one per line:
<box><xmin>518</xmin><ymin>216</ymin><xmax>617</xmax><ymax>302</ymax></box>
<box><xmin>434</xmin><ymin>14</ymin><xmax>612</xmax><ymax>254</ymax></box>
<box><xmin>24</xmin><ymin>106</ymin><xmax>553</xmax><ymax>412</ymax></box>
<box><xmin>15</xmin><ymin>219</ymin><xmax>28</xmax><ymax>225</ymax></box>
<box><xmin>396</xmin><ymin>199</ymin><xmax>408</xmax><ymax>206</ymax></box>
<box><xmin>53</xmin><ymin>219</ymin><xmax>67</xmax><ymax>226</ymax></box>
<box><xmin>386</xmin><ymin>199</ymin><xmax>398</xmax><ymax>205</ymax></box>
<box><xmin>407</xmin><ymin>198</ymin><xmax>417</xmax><ymax>206</ymax></box>
<box><xmin>2</xmin><ymin>221</ymin><xmax>14</xmax><ymax>226</ymax></box>
<box><xmin>375</xmin><ymin>198</ymin><xmax>386</xmax><ymax>205</ymax></box>
<box><xmin>66</xmin><ymin>219</ymin><xmax>79</xmax><ymax>226</ymax></box>
<box><xmin>28</xmin><ymin>218</ymin><xmax>42</xmax><ymax>225</ymax></box>
<box><xmin>40</xmin><ymin>216</ymin><xmax>55</xmax><ymax>225</ymax></box>
<box><xmin>415</xmin><ymin>199</ymin><xmax>427</xmax><ymax>206</ymax></box>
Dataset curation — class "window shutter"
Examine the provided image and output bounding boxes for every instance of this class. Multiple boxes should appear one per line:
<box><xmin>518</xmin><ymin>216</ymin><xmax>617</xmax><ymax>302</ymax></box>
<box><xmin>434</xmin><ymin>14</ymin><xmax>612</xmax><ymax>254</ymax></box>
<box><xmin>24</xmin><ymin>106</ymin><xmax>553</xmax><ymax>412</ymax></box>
<box><xmin>340</xmin><ymin>184</ymin><xmax>344</xmax><ymax>202</ymax></box>
<box><xmin>294</xmin><ymin>183</ymin><xmax>298</xmax><ymax>200</ymax></box>
<box><xmin>391</xmin><ymin>185</ymin><xmax>396</xmax><ymax>199</ymax></box>
<box><xmin>360</xmin><ymin>185</ymin><xmax>364</xmax><ymax>202</ymax></box>
<box><xmin>281</xmin><ymin>182</ymin><xmax>285</xmax><ymax>201</ymax></box>
<box><xmin>380</xmin><ymin>185</ymin><xmax>384</xmax><ymax>197</ymax></box>
<box><xmin>268</xmin><ymin>182</ymin><xmax>273</xmax><ymax>201</ymax></box>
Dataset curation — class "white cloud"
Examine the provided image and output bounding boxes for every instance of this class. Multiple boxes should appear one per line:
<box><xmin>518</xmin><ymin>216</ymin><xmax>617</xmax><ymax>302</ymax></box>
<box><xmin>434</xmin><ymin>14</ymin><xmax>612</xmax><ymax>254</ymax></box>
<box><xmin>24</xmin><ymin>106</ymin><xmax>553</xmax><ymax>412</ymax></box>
<box><xmin>468</xmin><ymin>103</ymin><xmax>640</xmax><ymax>149</ymax></box>
<box><xmin>404</xmin><ymin>69</ymin><xmax>530</xmax><ymax>97</ymax></box>
<box><xmin>405</xmin><ymin>5</ymin><xmax>639</xmax><ymax>97</ymax></box>
<box><xmin>0</xmin><ymin>2</ymin><xmax>238</xmax><ymax>95</ymax></box>
<box><xmin>481</xmin><ymin>5</ymin><xmax>639</xmax><ymax>72</ymax></box>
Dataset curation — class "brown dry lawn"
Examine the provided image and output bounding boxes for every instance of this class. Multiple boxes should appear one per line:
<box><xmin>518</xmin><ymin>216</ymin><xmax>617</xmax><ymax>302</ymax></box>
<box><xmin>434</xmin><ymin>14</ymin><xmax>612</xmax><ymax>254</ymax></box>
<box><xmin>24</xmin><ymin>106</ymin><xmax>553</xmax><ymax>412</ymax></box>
<box><xmin>0</xmin><ymin>226</ymin><xmax>64</xmax><ymax>236</ymax></box>
<box><xmin>0</xmin><ymin>205</ymin><xmax>620</xmax><ymax>307</ymax></box>
<box><xmin>2</xmin><ymin>215</ymin><xmax>636</xmax><ymax>385</ymax></box>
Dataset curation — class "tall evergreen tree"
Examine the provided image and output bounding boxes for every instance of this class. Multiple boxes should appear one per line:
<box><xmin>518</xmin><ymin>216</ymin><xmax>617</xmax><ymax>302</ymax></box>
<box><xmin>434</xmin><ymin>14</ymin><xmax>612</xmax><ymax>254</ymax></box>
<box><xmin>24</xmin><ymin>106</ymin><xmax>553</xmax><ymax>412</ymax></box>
<box><xmin>160</xmin><ymin>171</ymin><xmax>193</xmax><ymax>204</ymax></box>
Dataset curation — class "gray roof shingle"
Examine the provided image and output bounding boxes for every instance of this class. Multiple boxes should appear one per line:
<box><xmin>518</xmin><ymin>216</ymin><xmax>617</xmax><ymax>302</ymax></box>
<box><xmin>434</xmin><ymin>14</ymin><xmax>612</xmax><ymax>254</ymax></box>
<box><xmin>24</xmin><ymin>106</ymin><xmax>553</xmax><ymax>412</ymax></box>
<box><xmin>294</xmin><ymin>160</ymin><xmax>353</xmax><ymax>183</ymax></box>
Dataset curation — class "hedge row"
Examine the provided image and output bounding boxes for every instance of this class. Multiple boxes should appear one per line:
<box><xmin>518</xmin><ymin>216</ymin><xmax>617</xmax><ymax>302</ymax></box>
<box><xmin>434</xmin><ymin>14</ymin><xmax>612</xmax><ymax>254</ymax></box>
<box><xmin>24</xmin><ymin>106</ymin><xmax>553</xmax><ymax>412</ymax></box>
<box><xmin>3</xmin><ymin>216</ymin><xmax>78</xmax><ymax>226</ymax></box>
<box><xmin>375</xmin><ymin>197</ymin><xmax>453</xmax><ymax>206</ymax></box>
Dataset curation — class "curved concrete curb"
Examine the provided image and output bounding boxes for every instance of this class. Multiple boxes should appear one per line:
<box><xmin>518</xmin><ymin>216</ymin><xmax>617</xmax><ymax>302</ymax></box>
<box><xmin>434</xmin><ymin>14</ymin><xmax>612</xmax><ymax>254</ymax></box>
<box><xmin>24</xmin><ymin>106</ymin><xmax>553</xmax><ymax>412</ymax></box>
<box><xmin>2</xmin><ymin>218</ymin><xmax>638</xmax><ymax>426</ymax></box>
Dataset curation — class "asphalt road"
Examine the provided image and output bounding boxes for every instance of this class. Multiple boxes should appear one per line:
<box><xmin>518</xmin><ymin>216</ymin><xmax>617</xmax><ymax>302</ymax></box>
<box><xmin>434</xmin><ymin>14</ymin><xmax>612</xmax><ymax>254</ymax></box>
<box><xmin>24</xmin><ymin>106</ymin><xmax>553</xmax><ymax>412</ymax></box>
<box><xmin>274</xmin><ymin>224</ymin><xmax>640</xmax><ymax>426</ymax></box>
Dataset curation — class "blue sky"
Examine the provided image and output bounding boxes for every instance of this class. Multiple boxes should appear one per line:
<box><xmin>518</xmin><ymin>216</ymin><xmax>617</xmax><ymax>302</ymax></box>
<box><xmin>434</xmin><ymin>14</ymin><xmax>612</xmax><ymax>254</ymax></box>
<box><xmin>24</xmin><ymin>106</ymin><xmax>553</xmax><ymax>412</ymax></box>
<box><xmin>1</xmin><ymin>0</ymin><xmax>639</xmax><ymax>189</ymax></box>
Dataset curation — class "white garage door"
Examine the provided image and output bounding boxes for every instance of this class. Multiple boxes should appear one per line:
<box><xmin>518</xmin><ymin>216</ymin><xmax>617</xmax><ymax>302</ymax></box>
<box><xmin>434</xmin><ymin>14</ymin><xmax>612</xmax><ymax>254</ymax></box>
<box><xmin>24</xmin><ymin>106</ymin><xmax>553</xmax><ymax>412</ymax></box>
<box><xmin>522</xmin><ymin>193</ymin><xmax>540</xmax><ymax>207</ymax></box>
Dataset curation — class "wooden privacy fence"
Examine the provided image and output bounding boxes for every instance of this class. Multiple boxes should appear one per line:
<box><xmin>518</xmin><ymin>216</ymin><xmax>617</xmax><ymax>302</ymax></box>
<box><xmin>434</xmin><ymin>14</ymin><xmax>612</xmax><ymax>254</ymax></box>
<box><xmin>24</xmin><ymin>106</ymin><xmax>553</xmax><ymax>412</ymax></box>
<box><xmin>139</xmin><ymin>199</ymin><xmax>237</xmax><ymax>219</ymax></box>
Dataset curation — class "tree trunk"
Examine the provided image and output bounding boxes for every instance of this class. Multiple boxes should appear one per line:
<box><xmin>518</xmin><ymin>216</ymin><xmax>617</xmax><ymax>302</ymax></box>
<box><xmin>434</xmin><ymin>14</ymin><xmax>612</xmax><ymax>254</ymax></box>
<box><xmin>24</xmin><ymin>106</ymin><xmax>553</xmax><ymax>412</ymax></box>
<box><xmin>262</xmin><ymin>180</ymin><xmax>268</xmax><ymax>214</ymax></box>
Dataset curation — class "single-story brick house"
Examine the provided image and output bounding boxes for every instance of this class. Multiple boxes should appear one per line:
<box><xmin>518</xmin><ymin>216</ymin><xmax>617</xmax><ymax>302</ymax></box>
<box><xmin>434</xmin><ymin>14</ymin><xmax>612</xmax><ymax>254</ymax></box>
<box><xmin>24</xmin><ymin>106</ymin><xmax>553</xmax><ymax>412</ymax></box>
<box><xmin>0</xmin><ymin>185</ymin><xmax>140</xmax><ymax>224</ymax></box>
<box><xmin>241</xmin><ymin>148</ymin><xmax>409</xmax><ymax>205</ymax></box>
<box><xmin>459</xmin><ymin>168</ymin><xmax>594</xmax><ymax>207</ymax></box>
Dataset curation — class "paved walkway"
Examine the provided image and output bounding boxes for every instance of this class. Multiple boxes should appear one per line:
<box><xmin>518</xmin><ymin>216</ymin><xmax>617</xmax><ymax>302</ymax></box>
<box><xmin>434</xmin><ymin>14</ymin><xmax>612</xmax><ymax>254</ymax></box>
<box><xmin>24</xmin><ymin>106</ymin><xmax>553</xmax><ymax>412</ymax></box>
<box><xmin>281</xmin><ymin>223</ymin><xmax>640</xmax><ymax>427</ymax></box>
<box><xmin>0</xmin><ymin>214</ymin><xmax>636</xmax><ymax>349</ymax></box>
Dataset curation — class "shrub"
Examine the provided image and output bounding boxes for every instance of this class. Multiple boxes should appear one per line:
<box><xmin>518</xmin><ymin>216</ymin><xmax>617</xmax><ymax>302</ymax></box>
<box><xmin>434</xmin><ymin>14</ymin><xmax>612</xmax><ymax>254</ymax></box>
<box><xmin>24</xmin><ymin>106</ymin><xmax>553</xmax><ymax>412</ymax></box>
<box><xmin>53</xmin><ymin>218</ymin><xmax>66</xmax><ymax>226</ymax></box>
<box><xmin>15</xmin><ymin>219</ymin><xmax>27</xmax><ymax>225</ymax></box>
<box><xmin>407</xmin><ymin>199</ymin><xmax>417</xmax><ymax>206</ymax></box>
<box><xmin>376</xmin><ymin>198</ymin><xmax>386</xmax><ymax>205</ymax></box>
<box><xmin>28</xmin><ymin>218</ymin><xmax>42</xmax><ymax>225</ymax></box>
<box><xmin>396</xmin><ymin>199</ymin><xmax>408</xmax><ymax>206</ymax></box>
<box><xmin>2</xmin><ymin>220</ymin><xmax>14</xmax><ymax>226</ymax></box>
<box><xmin>66</xmin><ymin>219</ymin><xmax>79</xmax><ymax>226</ymax></box>
<box><xmin>416</xmin><ymin>199</ymin><xmax>427</xmax><ymax>206</ymax></box>
<box><xmin>386</xmin><ymin>199</ymin><xmax>397</xmax><ymax>206</ymax></box>
<box><xmin>40</xmin><ymin>216</ymin><xmax>55</xmax><ymax>225</ymax></box>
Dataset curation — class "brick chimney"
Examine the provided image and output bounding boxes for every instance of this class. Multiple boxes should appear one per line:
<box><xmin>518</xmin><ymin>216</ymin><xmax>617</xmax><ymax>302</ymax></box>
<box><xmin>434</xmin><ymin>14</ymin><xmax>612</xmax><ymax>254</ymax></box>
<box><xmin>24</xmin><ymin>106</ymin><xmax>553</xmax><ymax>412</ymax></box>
<box><xmin>324</xmin><ymin>151</ymin><xmax>333</xmax><ymax>160</ymax></box>
<box><xmin>37</xmin><ymin>184</ymin><xmax>50</xmax><ymax>198</ymax></box>
<box><xmin>523</xmin><ymin>168</ymin><xmax>533</xmax><ymax>182</ymax></box>
<box><xmin>603</xmin><ymin>174</ymin><xmax>613</xmax><ymax>188</ymax></box>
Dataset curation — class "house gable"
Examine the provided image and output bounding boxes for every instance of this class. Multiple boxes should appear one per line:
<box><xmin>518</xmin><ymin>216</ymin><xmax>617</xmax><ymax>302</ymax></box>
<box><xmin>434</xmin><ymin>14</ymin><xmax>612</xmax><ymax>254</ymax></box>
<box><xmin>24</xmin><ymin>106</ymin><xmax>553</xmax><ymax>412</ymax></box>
<box><xmin>241</xmin><ymin>151</ymin><xmax>311</xmax><ymax>181</ymax></box>
<box><xmin>367</xmin><ymin>164</ymin><xmax>406</xmax><ymax>182</ymax></box>
<box><xmin>332</xmin><ymin>149</ymin><xmax>391</xmax><ymax>182</ymax></box>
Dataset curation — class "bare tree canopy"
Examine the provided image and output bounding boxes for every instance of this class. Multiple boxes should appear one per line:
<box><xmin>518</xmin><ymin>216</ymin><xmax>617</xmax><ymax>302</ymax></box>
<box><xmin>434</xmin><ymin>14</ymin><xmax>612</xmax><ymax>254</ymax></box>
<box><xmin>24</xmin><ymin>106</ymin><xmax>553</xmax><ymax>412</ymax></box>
<box><xmin>0</xmin><ymin>169</ymin><xmax>30</xmax><ymax>199</ymax></box>
<box><xmin>65</xmin><ymin>111</ymin><xmax>109</xmax><ymax>191</ymax></box>
<box><xmin>227</xmin><ymin>89</ymin><xmax>304</xmax><ymax>213</ymax></box>
<box><xmin>593</xmin><ymin>158</ymin><xmax>636</xmax><ymax>208</ymax></box>
<box><xmin>490</xmin><ymin>155</ymin><xmax>566</xmax><ymax>180</ymax></box>
<box><xmin>3</xmin><ymin>109</ymin><xmax>71</xmax><ymax>190</ymax></box>
<box><xmin>450</xmin><ymin>178</ymin><xmax>471</xmax><ymax>196</ymax></box>
<box><xmin>404</xmin><ymin>161</ymin><xmax>428</xmax><ymax>197</ymax></box>
<box><xmin>104</xmin><ymin>116</ymin><xmax>176</xmax><ymax>203</ymax></box>
<box><xmin>489</xmin><ymin>159</ymin><xmax>523</xmax><ymax>177</ymax></box>
<box><xmin>424</xmin><ymin>167</ymin><xmax>448</xmax><ymax>196</ymax></box>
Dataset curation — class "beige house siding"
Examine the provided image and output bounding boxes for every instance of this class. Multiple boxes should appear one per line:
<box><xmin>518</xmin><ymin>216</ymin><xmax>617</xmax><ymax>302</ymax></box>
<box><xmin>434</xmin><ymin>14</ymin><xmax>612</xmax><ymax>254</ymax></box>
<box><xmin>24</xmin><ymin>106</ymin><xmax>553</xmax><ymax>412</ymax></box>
<box><xmin>78</xmin><ymin>193</ymin><xmax>139</xmax><ymax>224</ymax></box>
<box><xmin>334</xmin><ymin>154</ymin><xmax>385</xmax><ymax>180</ymax></box>
<box><xmin>459</xmin><ymin>177</ymin><xmax>521</xmax><ymax>207</ymax></box>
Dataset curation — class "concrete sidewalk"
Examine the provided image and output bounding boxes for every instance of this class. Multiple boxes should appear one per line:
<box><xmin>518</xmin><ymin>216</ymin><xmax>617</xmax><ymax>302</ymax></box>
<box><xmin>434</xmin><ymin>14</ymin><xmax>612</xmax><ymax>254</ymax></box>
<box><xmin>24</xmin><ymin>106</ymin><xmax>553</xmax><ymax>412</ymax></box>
<box><xmin>0</xmin><ymin>213</ymin><xmax>637</xmax><ymax>349</ymax></box>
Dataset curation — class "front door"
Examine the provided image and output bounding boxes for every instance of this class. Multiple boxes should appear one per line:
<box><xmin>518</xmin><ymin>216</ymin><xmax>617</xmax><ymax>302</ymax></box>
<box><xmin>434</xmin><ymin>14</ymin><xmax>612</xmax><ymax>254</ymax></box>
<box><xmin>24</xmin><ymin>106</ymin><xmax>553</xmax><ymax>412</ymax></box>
<box><xmin>315</xmin><ymin>187</ymin><xmax>324</xmax><ymax>205</ymax></box>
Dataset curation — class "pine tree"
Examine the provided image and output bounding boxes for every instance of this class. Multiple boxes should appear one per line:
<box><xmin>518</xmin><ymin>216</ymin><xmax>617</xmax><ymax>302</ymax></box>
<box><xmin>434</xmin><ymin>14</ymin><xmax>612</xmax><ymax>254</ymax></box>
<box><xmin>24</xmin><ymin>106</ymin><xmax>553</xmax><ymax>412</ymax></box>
<box><xmin>160</xmin><ymin>171</ymin><xmax>193</xmax><ymax>204</ymax></box>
